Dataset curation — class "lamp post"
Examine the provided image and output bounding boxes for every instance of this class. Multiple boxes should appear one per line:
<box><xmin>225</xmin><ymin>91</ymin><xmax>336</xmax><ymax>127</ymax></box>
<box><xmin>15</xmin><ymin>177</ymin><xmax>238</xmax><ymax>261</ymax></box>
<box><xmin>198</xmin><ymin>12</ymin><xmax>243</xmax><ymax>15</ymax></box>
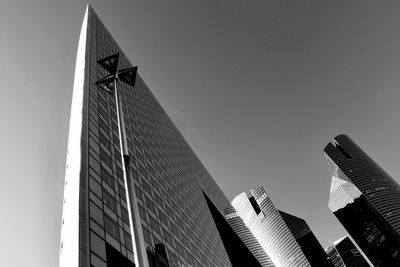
<box><xmin>95</xmin><ymin>53</ymin><xmax>149</xmax><ymax>267</ymax></box>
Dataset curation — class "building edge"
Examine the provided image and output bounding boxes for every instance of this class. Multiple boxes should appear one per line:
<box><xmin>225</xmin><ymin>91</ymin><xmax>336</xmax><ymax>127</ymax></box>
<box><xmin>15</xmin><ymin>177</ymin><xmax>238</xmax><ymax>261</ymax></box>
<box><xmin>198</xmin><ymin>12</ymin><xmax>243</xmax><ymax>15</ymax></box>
<box><xmin>59</xmin><ymin>5</ymin><xmax>89</xmax><ymax>267</ymax></box>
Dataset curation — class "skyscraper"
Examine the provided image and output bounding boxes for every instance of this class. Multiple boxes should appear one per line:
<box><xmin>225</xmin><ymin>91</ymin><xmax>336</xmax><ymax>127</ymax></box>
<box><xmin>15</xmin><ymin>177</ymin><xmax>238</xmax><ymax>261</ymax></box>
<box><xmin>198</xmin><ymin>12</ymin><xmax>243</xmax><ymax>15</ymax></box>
<box><xmin>224</xmin><ymin>204</ymin><xmax>275</xmax><ymax>267</ymax></box>
<box><xmin>325</xmin><ymin>245</ymin><xmax>345</xmax><ymax>267</ymax></box>
<box><xmin>279</xmin><ymin>211</ymin><xmax>334</xmax><ymax>267</ymax></box>
<box><xmin>229</xmin><ymin>187</ymin><xmax>311</xmax><ymax>267</ymax></box>
<box><xmin>325</xmin><ymin>236</ymin><xmax>371</xmax><ymax>267</ymax></box>
<box><xmin>324</xmin><ymin>134</ymin><xmax>400</xmax><ymax>266</ymax></box>
<box><xmin>60</xmin><ymin>5</ymin><xmax>257</xmax><ymax>267</ymax></box>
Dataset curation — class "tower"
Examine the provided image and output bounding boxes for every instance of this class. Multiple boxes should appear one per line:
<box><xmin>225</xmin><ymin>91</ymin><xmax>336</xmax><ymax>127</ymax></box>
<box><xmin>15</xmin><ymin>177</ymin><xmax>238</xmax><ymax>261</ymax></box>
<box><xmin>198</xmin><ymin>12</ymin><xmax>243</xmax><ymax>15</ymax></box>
<box><xmin>229</xmin><ymin>187</ymin><xmax>311</xmax><ymax>267</ymax></box>
<box><xmin>224</xmin><ymin>204</ymin><xmax>275</xmax><ymax>267</ymax></box>
<box><xmin>324</xmin><ymin>134</ymin><xmax>400</xmax><ymax>266</ymax></box>
<box><xmin>60</xmin><ymin>5</ymin><xmax>256</xmax><ymax>267</ymax></box>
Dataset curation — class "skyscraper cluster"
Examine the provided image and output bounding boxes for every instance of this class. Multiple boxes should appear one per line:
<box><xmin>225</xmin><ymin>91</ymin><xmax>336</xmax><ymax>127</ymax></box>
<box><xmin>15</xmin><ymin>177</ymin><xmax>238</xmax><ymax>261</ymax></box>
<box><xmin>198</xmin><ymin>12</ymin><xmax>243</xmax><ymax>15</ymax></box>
<box><xmin>60</xmin><ymin>5</ymin><xmax>400</xmax><ymax>267</ymax></box>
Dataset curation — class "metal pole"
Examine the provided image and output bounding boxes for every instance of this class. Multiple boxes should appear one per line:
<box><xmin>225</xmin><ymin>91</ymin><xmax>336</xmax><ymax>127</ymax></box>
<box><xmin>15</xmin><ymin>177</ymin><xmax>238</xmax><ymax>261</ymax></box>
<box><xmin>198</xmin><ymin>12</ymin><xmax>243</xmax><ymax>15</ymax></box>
<box><xmin>114</xmin><ymin>78</ymin><xmax>149</xmax><ymax>267</ymax></box>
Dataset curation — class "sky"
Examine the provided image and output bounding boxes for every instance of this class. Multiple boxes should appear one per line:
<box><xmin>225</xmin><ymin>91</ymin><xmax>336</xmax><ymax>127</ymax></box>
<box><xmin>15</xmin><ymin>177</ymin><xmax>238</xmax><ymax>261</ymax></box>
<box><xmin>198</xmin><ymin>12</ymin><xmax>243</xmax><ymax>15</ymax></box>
<box><xmin>2</xmin><ymin>1</ymin><xmax>400</xmax><ymax>266</ymax></box>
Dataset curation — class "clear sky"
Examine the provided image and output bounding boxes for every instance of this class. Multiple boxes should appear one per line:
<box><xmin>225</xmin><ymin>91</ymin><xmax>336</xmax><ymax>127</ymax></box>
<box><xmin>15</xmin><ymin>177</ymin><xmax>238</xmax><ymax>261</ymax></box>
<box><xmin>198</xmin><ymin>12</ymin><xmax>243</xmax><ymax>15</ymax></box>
<box><xmin>2</xmin><ymin>1</ymin><xmax>400</xmax><ymax>266</ymax></box>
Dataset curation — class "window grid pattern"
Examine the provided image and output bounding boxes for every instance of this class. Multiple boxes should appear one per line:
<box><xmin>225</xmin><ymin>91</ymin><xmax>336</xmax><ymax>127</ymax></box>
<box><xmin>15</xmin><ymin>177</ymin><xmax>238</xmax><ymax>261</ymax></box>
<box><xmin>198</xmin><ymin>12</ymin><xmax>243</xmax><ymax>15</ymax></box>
<box><xmin>224</xmin><ymin>204</ymin><xmax>275</xmax><ymax>267</ymax></box>
<box><xmin>78</xmin><ymin>7</ymin><xmax>136</xmax><ymax>267</ymax></box>
<box><xmin>232</xmin><ymin>188</ymin><xmax>310</xmax><ymax>267</ymax></box>
<box><xmin>78</xmin><ymin>6</ymin><xmax>231</xmax><ymax>267</ymax></box>
<box><xmin>324</xmin><ymin>135</ymin><xmax>400</xmax><ymax>235</ymax></box>
<box><xmin>324</xmin><ymin>134</ymin><xmax>400</xmax><ymax>266</ymax></box>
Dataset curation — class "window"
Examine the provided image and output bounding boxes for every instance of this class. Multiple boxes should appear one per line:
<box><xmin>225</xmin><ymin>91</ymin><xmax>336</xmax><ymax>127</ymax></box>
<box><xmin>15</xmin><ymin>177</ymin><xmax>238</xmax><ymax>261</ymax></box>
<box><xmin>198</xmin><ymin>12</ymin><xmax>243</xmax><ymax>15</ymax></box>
<box><xmin>135</xmin><ymin>185</ymin><xmax>143</xmax><ymax>201</ymax></box>
<box><xmin>142</xmin><ymin>226</ymin><xmax>152</xmax><ymax>245</ymax></box>
<box><xmin>90</xmin><ymin>201</ymin><xmax>104</xmax><ymax>227</ymax></box>
<box><xmin>89</xmin><ymin>177</ymin><xmax>102</xmax><ymax>199</ymax></box>
<box><xmin>138</xmin><ymin>203</ymin><xmax>147</xmax><ymax>222</ymax></box>
<box><xmin>117</xmin><ymin>185</ymin><xmax>125</xmax><ymax>202</ymax></box>
<box><xmin>125</xmin><ymin>232</ymin><xmax>133</xmax><ymax>252</ymax></box>
<box><xmin>101</xmin><ymin>166</ymin><xmax>114</xmax><ymax>188</ymax></box>
<box><xmin>103</xmin><ymin>190</ymin><xmax>116</xmax><ymax>212</ymax></box>
<box><xmin>116</xmin><ymin>168</ymin><xmax>124</xmax><ymax>182</ymax></box>
<box><xmin>146</xmin><ymin>196</ymin><xmax>156</xmax><ymax>214</ymax></box>
<box><xmin>149</xmin><ymin>215</ymin><xmax>160</xmax><ymax>234</ymax></box>
<box><xmin>89</xmin><ymin>136</ymin><xmax>100</xmax><ymax>154</ymax></box>
<box><xmin>121</xmin><ymin>207</ymin><xmax>130</xmax><ymax>224</ymax></box>
<box><xmin>89</xmin><ymin>155</ymin><xmax>101</xmax><ymax>175</ymax></box>
<box><xmin>99</xmin><ymin>131</ymin><xmax>111</xmax><ymax>150</ymax></box>
<box><xmin>90</xmin><ymin>231</ymin><xmax>106</xmax><ymax>260</ymax></box>
<box><xmin>104</xmin><ymin>215</ymin><xmax>119</xmax><ymax>241</ymax></box>
<box><xmin>100</xmin><ymin>147</ymin><xmax>113</xmax><ymax>169</ymax></box>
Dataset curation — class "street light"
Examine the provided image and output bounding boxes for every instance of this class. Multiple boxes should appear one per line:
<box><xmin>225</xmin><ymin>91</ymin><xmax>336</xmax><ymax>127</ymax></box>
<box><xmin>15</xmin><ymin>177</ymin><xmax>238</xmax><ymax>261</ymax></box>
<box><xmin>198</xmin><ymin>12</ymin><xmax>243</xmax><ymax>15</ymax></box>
<box><xmin>95</xmin><ymin>53</ymin><xmax>149</xmax><ymax>267</ymax></box>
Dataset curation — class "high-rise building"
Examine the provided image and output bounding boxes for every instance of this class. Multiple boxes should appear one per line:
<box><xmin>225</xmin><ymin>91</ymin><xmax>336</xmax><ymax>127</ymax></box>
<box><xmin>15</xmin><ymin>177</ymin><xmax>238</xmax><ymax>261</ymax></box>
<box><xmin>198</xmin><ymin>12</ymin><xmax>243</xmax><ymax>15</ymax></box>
<box><xmin>325</xmin><ymin>245</ymin><xmax>345</xmax><ymax>267</ymax></box>
<box><xmin>229</xmin><ymin>187</ymin><xmax>311</xmax><ymax>267</ymax></box>
<box><xmin>324</xmin><ymin>134</ymin><xmax>400</xmax><ymax>266</ymax></box>
<box><xmin>325</xmin><ymin>236</ymin><xmax>371</xmax><ymax>267</ymax></box>
<box><xmin>60</xmin><ymin>5</ymin><xmax>259</xmax><ymax>267</ymax></box>
<box><xmin>279</xmin><ymin>211</ymin><xmax>334</xmax><ymax>267</ymax></box>
<box><xmin>224</xmin><ymin>204</ymin><xmax>275</xmax><ymax>267</ymax></box>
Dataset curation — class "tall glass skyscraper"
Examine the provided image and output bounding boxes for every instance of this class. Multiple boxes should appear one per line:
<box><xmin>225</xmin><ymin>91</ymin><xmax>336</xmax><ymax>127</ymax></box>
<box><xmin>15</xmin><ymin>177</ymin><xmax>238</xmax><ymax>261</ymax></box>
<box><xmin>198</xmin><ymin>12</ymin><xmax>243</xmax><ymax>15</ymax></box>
<box><xmin>324</xmin><ymin>134</ymin><xmax>400</xmax><ymax>266</ymax></box>
<box><xmin>224</xmin><ymin>204</ymin><xmax>275</xmax><ymax>267</ymax></box>
<box><xmin>229</xmin><ymin>187</ymin><xmax>311</xmax><ymax>267</ymax></box>
<box><xmin>60</xmin><ymin>5</ymin><xmax>257</xmax><ymax>267</ymax></box>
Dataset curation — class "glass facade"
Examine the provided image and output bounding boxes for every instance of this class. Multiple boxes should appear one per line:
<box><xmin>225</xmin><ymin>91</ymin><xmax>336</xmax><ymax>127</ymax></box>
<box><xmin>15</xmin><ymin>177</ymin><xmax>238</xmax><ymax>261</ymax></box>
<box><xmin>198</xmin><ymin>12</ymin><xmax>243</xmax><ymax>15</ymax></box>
<box><xmin>224</xmin><ymin>204</ymin><xmax>275</xmax><ymax>267</ymax></box>
<box><xmin>324</xmin><ymin>134</ymin><xmax>400</xmax><ymax>266</ymax></box>
<box><xmin>60</xmin><ymin>5</ymin><xmax>243</xmax><ymax>267</ymax></box>
<box><xmin>325</xmin><ymin>245</ymin><xmax>346</xmax><ymax>267</ymax></box>
<box><xmin>230</xmin><ymin>187</ymin><xmax>310</xmax><ymax>267</ymax></box>
<box><xmin>326</xmin><ymin>237</ymin><xmax>371</xmax><ymax>267</ymax></box>
<box><xmin>279</xmin><ymin>211</ymin><xmax>334</xmax><ymax>267</ymax></box>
